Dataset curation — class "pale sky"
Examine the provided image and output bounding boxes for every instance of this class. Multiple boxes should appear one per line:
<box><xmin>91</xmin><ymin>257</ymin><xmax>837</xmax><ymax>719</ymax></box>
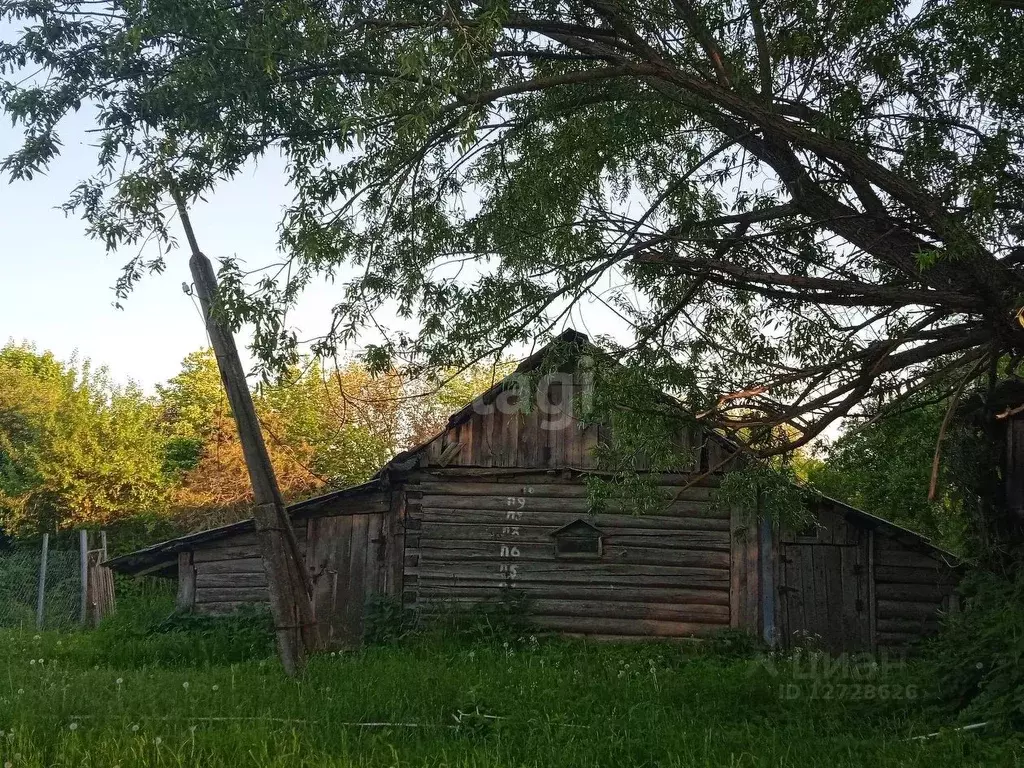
<box><xmin>0</xmin><ymin>111</ymin><xmax>382</xmax><ymax>390</ymax></box>
<box><xmin>0</xmin><ymin>111</ymin><xmax>618</xmax><ymax>392</ymax></box>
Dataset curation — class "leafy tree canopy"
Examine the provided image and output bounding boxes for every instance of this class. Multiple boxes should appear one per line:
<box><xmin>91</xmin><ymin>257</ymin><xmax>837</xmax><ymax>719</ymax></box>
<box><xmin>3</xmin><ymin>0</ymin><xmax>1024</xmax><ymax>545</ymax></box>
<box><xmin>807</xmin><ymin>403</ymin><xmax>970</xmax><ymax>553</ymax></box>
<box><xmin>0</xmin><ymin>344</ymin><xmax>168</xmax><ymax>534</ymax></box>
<box><xmin>3</xmin><ymin>0</ymin><xmax>1023</xmax><ymax>445</ymax></box>
<box><xmin>0</xmin><ymin>342</ymin><xmax>512</xmax><ymax>536</ymax></box>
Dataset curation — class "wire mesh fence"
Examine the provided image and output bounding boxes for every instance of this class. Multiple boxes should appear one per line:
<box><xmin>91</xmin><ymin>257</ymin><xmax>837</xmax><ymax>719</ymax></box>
<box><xmin>0</xmin><ymin>545</ymin><xmax>82</xmax><ymax>631</ymax></box>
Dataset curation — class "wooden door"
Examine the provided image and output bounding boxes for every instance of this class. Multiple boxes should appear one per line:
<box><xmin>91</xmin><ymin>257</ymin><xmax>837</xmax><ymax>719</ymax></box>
<box><xmin>305</xmin><ymin>510</ymin><xmax>396</xmax><ymax>647</ymax></box>
<box><xmin>778</xmin><ymin>541</ymin><xmax>871</xmax><ymax>653</ymax></box>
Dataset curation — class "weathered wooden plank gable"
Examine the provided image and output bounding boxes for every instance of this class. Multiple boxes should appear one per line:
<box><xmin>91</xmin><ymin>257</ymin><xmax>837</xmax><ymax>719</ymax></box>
<box><xmin>413</xmin><ymin>375</ymin><xmax>702</xmax><ymax>472</ymax></box>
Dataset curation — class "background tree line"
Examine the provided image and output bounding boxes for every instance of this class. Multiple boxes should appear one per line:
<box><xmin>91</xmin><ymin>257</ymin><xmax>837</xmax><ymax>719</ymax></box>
<box><xmin>1</xmin><ymin>337</ymin><xmax>963</xmax><ymax>553</ymax></box>
<box><xmin>0</xmin><ymin>342</ymin><xmax>509</xmax><ymax>548</ymax></box>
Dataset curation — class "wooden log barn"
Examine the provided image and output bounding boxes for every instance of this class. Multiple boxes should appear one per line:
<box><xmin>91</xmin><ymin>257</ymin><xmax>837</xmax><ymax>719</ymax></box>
<box><xmin>107</xmin><ymin>331</ymin><xmax>962</xmax><ymax>653</ymax></box>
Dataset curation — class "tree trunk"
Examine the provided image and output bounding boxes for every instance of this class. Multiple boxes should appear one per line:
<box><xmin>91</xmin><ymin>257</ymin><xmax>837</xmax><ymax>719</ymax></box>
<box><xmin>999</xmin><ymin>411</ymin><xmax>1024</xmax><ymax>555</ymax></box>
<box><xmin>962</xmin><ymin>379</ymin><xmax>1024</xmax><ymax>570</ymax></box>
<box><xmin>173</xmin><ymin>191</ymin><xmax>319</xmax><ymax>675</ymax></box>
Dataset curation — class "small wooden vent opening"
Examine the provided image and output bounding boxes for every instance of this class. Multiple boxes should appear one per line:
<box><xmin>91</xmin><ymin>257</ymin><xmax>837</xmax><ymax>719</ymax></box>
<box><xmin>551</xmin><ymin>519</ymin><xmax>604</xmax><ymax>559</ymax></box>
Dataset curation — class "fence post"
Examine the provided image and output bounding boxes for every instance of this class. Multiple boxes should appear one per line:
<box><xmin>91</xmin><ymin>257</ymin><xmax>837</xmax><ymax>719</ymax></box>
<box><xmin>101</xmin><ymin>529</ymin><xmax>115</xmax><ymax>618</ymax></box>
<box><xmin>79</xmin><ymin>530</ymin><xmax>89</xmax><ymax>626</ymax></box>
<box><xmin>35</xmin><ymin>533</ymin><xmax>49</xmax><ymax>631</ymax></box>
<box><xmin>88</xmin><ymin>530</ymin><xmax>116</xmax><ymax>625</ymax></box>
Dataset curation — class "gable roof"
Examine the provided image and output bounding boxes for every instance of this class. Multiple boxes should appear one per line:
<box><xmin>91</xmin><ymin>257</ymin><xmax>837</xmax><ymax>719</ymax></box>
<box><xmin>106</xmin><ymin>329</ymin><xmax>961</xmax><ymax>576</ymax></box>
<box><xmin>104</xmin><ymin>478</ymin><xmax>385</xmax><ymax>576</ymax></box>
<box><xmin>550</xmin><ymin>518</ymin><xmax>606</xmax><ymax>537</ymax></box>
<box><xmin>369</xmin><ymin>328</ymin><xmax>596</xmax><ymax>476</ymax></box>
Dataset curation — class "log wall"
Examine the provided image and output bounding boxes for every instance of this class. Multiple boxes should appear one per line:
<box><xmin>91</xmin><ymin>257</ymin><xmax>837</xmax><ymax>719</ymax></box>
<box><xmin>188</xmin><ymin>529</ymin><xmax>280</xmax><ymax>614</ymax></box>
<box><xmin>174</xmin><ymin>477</ymin><xmax>962</xmax><ymax>651</ymax></box>
<box><xmin>181</xmin><ymin>489</ymin><xmax>398</xmax><ymax>627</ymax></box>
<box><xmin>775</xmin><ymin>501</ymin><xmax>961</xmax><ymax>652</ymax></box>
<box><xmin>402</xmin><ymin>470</ymin><xmax>736</xmax><ymax>639</ymax></box>
<box><xmin>871</xmin><ymin>533</ymin><xmax>960</xmax><ymax>650</ymax></box>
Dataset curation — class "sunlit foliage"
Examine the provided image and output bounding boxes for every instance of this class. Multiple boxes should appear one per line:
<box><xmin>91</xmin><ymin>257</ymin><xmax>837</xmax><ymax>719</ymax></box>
<box><xmin>0</xmin><ymin>344</ymin><xmax>508</xmax><ymax>536</ymax></box>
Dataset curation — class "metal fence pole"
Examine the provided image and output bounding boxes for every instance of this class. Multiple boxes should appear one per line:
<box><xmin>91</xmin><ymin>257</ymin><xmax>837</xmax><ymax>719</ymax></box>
<box><xmin>35</xmin><ymin>533</ymin><xmax>49</xmax><ymax>630</ymax></box>
<box><xmin>79</xmin><ymin>530</ymin><xmax>89</xmax><ymax>625</ymax></box>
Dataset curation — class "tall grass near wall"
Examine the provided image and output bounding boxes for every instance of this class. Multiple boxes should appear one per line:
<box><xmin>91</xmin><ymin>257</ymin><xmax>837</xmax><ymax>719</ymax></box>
<box><xmin>0</xmin><ymin>596</ymin><xmax>1020</xmax><ymax>767</ymax></box>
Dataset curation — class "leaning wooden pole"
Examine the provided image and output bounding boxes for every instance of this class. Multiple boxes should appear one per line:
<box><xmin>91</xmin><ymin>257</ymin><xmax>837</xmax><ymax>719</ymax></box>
<box><xmin>170</xmin><ymin>187</ymin><xmax>319</xmax><ymax>675</ymax></box>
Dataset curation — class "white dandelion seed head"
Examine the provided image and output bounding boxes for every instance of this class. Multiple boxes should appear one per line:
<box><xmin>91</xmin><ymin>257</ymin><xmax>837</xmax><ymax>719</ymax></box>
<box><xmin>29</xmin><ymin>660</ymin><xmax>35</xmax><ymax>666</ymax></box>
<box><xmin>116</xmin><ymin>678</ymin><xmax>123</xmax><ymax>685</ymax></box>
<box><xmin>182</xmin><ymin>681</ymin><xmax>189</xmax><ymax>689</ymax></box>
<box><xmin>16</xmin><ymin>690</ymin><xmax>23</xmax><ymax>695</ymax></box>
<box><xmin>211</xmin><ymin>684</ymin><xmax>219</xmax><ymax>691</ymax></box>
<box><xmin>4</xmin><ymin>760</ymin><xmax>12</xmax><ymax>768</ymax></box>
<box><xmin>154</xmin><ymin>736</ymin><xmax>162</xmax><ymax>745</ymax></box>
<box><xmin>68</xmin><ymin>722</ymin><xmax>78</xmax><ymax>731</ymax></box>
<box><xmin>37</xmin><ymin>659</ymin><xmax>43</xmax><ymax>665</ymax></box>
<box><xmin>32</xmin><ymin>635</ymin><xmax>40</xmax><ymax>641</ymax></box>
<box><xmin>131</xmin><ymin>724</ymin><xmax>139</xmax><ymax>732</ymax></box>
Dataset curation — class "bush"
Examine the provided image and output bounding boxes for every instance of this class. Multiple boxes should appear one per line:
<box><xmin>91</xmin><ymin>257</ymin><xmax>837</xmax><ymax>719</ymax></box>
<box><xmin>702</xmin><ymin>628</ymin><xmax>767</xmax><ymax>659</ymax></box>
<box><xmin>363</xmin><ymin>594</ymin><xmax>418</xmax><ymax>645</ymax></box>
<box><xmin>412</xmin><ymin>590</ymin><xmax>531</xmax><ymax>645</ymax></box>
<box><xmin>54</xmin><ymin>590</ymin><xmax>276</xmax><ymax>668</ymax></box>
<box><xmin>923</xmin><ymin>568</ymin><xmax>1024</xmax><ymax>726</ymax></box>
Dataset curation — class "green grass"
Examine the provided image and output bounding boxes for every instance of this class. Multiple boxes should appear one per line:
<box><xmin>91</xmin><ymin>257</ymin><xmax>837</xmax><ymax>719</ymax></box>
<box><xmin>0</xmin><ymin>601</ymin><xmax>1020</xmax><ymax>767</ymax></box>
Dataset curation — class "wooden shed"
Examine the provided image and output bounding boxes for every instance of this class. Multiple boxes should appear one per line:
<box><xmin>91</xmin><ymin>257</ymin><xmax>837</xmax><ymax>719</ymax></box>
<box><xmin>108</xmin><ymin>331</ymin><xmax>962</xmax><ymax>652</ymax></box>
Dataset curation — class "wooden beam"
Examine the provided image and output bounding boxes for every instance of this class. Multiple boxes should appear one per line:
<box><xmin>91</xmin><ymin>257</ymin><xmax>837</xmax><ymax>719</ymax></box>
<box><xmin>868</xmin><ymin>529</ymin><xmax>878</xmax><ymax>653</ymax></box>
<box><xmin>759</xmin><ymin>519</ymin><xmax>776</xmax><ymax>647</ymax></box>
<box><xmin>173</xmin><ymin>188</ymin><xmax>319</xmax><ymax>675</ymax></box>
<box><xmin>176</xmin><ymin>551</ymin><xmax>197</xmax><ymax>611</ymax></box>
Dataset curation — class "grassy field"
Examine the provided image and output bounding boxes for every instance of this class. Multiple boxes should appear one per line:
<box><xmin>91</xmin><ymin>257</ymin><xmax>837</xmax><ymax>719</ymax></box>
<box><xmin>0</xmin><ymin>598</ymin><xmax>1020</xmax><ymax>767</ymax></box>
